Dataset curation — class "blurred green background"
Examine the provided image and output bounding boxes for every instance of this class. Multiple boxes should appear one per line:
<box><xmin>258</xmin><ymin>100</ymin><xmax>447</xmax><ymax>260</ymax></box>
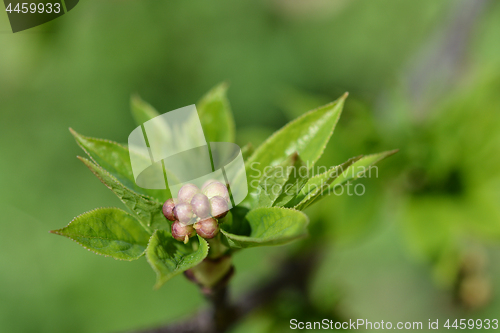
<box><xmin>1</xmin><ymin>0</ymin><xmax>500</xmax><ymax>332</ymax></box>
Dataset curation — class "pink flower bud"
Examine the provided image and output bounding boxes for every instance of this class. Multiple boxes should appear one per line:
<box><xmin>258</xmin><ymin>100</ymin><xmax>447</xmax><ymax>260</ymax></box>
<box><xmin>162</xmin><ymin>198</ymin><xmax>176</xmax><ymax>221</ymax></box>
<box><xmin>177</xmin><ymin>183</ymin><xmax>200</xmax><ymax>203</ymax></box>
<box><xmin>173</xmin><ymin>203</ymin><xmax>194</xmax><ymax>223</ymax></box>
<box><xmin>201</xmin><ymin>179</ymin><xmax>217</xmax><ymax>191</ymax></box>
<box><xmin>194</xmin><ymin>218</ymin><xmax>219</xmax><ymax>239</ymax></box>
<box><xmin>191</xmin><ymin>193</ymin><xmax>211</xmax><ymax>219</ymax></box>
<box><xmin>203</xmin><ymin>181</ymin><xmax>230</xmax><ymax>203</ymax></box>
<box><xmin>171</xmin><ymin>221</ymin><xmax>196</xmax><ymax>243</ymax></box>
<box><xmin>210</xmin><ymin>196</ymin><xmax>229</xmax><ymax>219</ymax></box>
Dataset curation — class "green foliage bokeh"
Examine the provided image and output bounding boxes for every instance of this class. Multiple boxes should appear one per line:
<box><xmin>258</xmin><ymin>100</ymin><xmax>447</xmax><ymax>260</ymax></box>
<box><xmin>1</xmin><ymin>0</ymin><xmax>500</xmax><ymax>332</ymax></box>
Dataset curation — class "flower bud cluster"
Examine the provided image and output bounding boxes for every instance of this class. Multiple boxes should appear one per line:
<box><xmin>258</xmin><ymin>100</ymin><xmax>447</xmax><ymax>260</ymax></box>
<box><xmin>162</xmin><ymin>181</ymin><xmax>230</xmax><ymax>243</ymax></box>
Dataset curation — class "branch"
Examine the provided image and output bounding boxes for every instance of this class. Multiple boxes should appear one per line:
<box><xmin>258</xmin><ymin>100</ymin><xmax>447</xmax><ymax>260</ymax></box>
<box><xmin>126</xmin><ymin>249</ymin><xmax>320</xmax><ymax>333</ymax></box>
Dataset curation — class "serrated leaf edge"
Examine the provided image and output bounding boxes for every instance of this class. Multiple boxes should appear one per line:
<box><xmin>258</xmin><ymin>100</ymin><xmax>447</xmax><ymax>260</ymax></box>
<box><xmin>299</xmin><ymin>149</ymin><xmax>399</xmax><ymax>210</ymax></box>
<box><xmin>77</xmin><ymin>156</ymin><xmax>160</xmax><ymax>231</ymax></box>
<box><xmin>70</xmin><ymin>129</ymin><xmax>162</xmax><ymax>201</ymax></box>
<box><xmin>293</xmin><ymin>155</ymin><xmax>363</xmax><ymax>210</ymax></box>
<box><xmin>70</xmin><ymin>127</ymin><xmax>128</xmax><ymax>153</ymax></box>
<box><xmin>146</xmin><ymin>232</ymin><xmax>209</xmax><ymax>289</ymax></box>
<box><xmin>49</xmin><ymin>207</ymin><xmax>147</xmax><ymax>261</ymax></box>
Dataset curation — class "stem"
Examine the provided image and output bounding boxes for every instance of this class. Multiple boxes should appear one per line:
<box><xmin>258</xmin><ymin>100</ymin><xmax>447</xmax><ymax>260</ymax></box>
<box><xmin>185</xmin><ymin>231</ymin><xmax>233</xmax><ymax>290</ymax></box>
<box><xmin>206</xmin><ymin>234</ymin><xmax>228</xmax><ymax>259</ymax></box>
<box><xmin>127</xmin><ymin>248</ymin><xmax>321</xmax><ymax>333</ymax></box>
<box><xmin>202</xmin><ymin>278</ymin><xmax>236</xmax><ymax>332</ymax></box>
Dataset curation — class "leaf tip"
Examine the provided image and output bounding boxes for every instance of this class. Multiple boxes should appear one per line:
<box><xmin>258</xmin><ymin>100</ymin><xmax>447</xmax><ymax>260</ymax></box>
<box><xmin>342</xmin><ymin>91</ymin><xmax>349</xmax><ymax>99</ymax></box>
<box><xmin>76</xmin><ymin>155</ymin><xmax>92</xmax><ymax>163</ymax></box>
<box><xmin>49</xmin><ymin>229</ymin><xmax>65</xmax><ymax>237</ymax></box>
<box><xmin>131</xmin><ymin>92</ymin><xmax>143</xmax><ymax>104</ymax></box>
<box><xmin>389</xmin><ymin>148</ymin><xmax>400</xmax><ymax>155</ymax></box>
<box><xmin>380</xmin><ymin>149</ymin><xmax>399</xmax><ymax>159</ymax></box>
<box><xmin>69</xmin><ymin>128</ymin><xmax>86</xmax><ymax>144</ymax></box>
<box><xmin>76</xmin><ymin>155</ymin><xmax>92</xmax><ymax>167</ymax></box>
<box><xmin>219</xmin><ymin>80</ymin><xmax>230</xmax><ymax>90</ymax></box>
<box><xmin>153</xmin><ymin>281</ymin><xmax>163</xmax><ymax>290</ymax></box>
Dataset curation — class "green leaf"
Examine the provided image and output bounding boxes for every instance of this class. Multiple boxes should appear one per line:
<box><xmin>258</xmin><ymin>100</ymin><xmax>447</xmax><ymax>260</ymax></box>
<box><xmin>328</xmin><ymin>150</ymin><xmax>398</xmax><ymax>188</ymax></box>
<box><xmin>50</xmin><ymin>207</ymin><xmax>150</xmax><ymax>261</ymax></box>
<box><xmin>258</xmin><ymin>152</ymin><xmax>308</xmax><ymax>208</ymax></box>
<box><xmin>273</xmin><ymin>154</ymin><xmax>310</xmax><ymax>207</ymax></box>
<box><xmin>241</xmin><ymin>143</ymin><xmax>254</xmax><ymax>161</ymax></box>
<box><xmin>298</xmin><ymin>150</ymin><xmax>398</xmax><ymax>210</ymax></box>
<box><xmin>258</xmin><ymin>153</ymin><xmax>297</xmax><ymax>208</ymax></box>
<box><xmin>288</xmin><ymin>155</ymin><xmax>362</xmax><ymax>210</ymax></box>
<box><xmin>70</xmin><ymin>128</ymin><xmax>169</xmax><ymax>202</ymax></box>
<box><xmin>244</xmin><ymin>94</ymin><xmax>347</xmax><ymax>208</ymax></box>
<box><xmin>197</xmin><ymin>82</ymin><xmax>235</xmax><ymax>143</ymax></box>
<box><xmin>220</xmin><ymin>207</ymin><xmax>309</xmax><ymax>249</ymax></box>
<box><xmin>78</xmin><ymin>157</ymin><xmax>168</xmax><ymax>231</ymax></box>
<box><xmin>146</xmin><ymin>231</ymin><xmax>209</xmax><ymax>289</ymax></box>
<box><xmin>131</xmin><ymin>94</ymin><xmax>160</xmax><ymax>125</ymax></box>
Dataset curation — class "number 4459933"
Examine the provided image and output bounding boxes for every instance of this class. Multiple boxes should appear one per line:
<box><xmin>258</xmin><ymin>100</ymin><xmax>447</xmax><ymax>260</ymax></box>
<box><xmin>444</xmin><ymin>319</ymin><xmax>498</xmax><ymax>329</ymax></box>
<box><xmin>5</xmin><ymin>3</ymin><xmax>61</xmax><ymax>14</ymax></box>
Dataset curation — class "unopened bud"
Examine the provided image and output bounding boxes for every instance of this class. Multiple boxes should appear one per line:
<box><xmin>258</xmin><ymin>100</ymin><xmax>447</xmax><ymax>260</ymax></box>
<box><xmin>191</xmin><ymin>193</ymin><xmax>211</xmax><ymax>219</ymax></box>
<box><xmin>201</xmin><ymin>179</ymin><xmax>217</xmax><ymax>191</ymax></box>
<box><xmin>162</xmin><ymin>198</ymin><xmax>176</xmax><ymax>221</ymax></box>
<box><xmin>178</xmin><ymin>183</ymin><xmax>200</xmax><ymax>203</ymax></box>
<box><xmin>203</xmin><ymin>181</ymin><xmax>230</xmax><ymax>203</ymax></box>
<box><xmin>210</xmin><ymin>196</ymin><xmax>228</xmax><ymax>219</ymax></box>
<box><xmin>171</xmin><ymin>221</ymin><xmax>196</xmax><ymax>243</ymax></box>
<box><xmin>194</xmin><ymin>217</ymin><xmax>219</xmax><ymax>239</ymax></box>
<box><xmin>173</xmin><ymin>203</ymin><xmax>194</xmax><ymax>223</ymax></box>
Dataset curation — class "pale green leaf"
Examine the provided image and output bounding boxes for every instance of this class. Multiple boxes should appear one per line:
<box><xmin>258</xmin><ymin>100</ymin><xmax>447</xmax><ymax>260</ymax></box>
<box><xmin>299</xmin><ymin>150</ymin><xmax>398</xmax><ymax>210</ymax></box>
<box><xmin>131</xmin><ymin>94</ymin><xmax>160</xmax><ymax>125</ymax></box>
<box><xmin>327</xmin><ymin>150</ymin><xmax>398</xmax><ymax>187</ymax></box>
<box><xmin>241</xmin><ymin>143</ymin><xmax>254</xmax><ymax>161</ymax></box>
<box><xmin>78</xmin><ymin>157</ymin><xmax>168</xmax><ymax>231</ymax></box>
<box><xmin>221</xmin><ymin>207</ymin><xmax>309</xmax><ymax>249</ymax></box>
<box><xmin>273</xmin><ymin>154</ymin><xmax>309</xmax><ymax>207</ymax></box>
<box><xmin>258</xmin><ymin>153</ymin><xmax>297</xmax><ymax>208</ymax></box>
<box><xmin>258</xmin><ymin>152</ymin><xmax>308</xmax><ymax>208</ymax></box>
<box><xmin>243</xmin><ymin>94</ymin><xmax>347</xmax><ymax>208</ymax></box>
<box><xmin>288</xmin><ymin>155</ymin><xmax>362</xmax><ymax>210</ymax></box>
<box><xmin>197</xmin><ymin>82</ymin><xmax>235</xmax><ymax>143</ymax></box>
<box><xmin>146</xmin><ymin>231</ymin><xmax>209</xmax><ymax>289</ymax></box>
<box><xmin>70</xmin><ymin>128</ymin><xmax>169</xmax><ymax>202</ymax></box>
<box><xmin>50</xmin><ymin>207</ymin><xmax>150</xmax><ymax>261</ymax></box>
